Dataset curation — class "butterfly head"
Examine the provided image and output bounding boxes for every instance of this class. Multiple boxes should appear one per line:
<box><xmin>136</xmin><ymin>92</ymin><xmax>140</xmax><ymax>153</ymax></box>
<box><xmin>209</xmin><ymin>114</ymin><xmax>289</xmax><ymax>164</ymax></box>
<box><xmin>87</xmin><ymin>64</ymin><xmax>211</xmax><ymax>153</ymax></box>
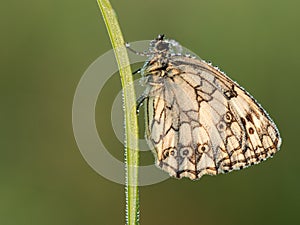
<box><xmin>150</xmin><ymin>34</ymin><xmax>182</xmax><ymax>55</ymax></box>
<box><xmin>151</xmin><ymin>34</ymin><xmax>169</xmax><ymax>53</ymax></box>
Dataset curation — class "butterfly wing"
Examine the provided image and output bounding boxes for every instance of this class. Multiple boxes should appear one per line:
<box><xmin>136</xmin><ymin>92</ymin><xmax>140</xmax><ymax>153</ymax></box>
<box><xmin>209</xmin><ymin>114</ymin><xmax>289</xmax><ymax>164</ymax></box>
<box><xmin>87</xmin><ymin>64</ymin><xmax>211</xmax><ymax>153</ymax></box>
<box><xmin>145</xmin><ymin>55</ymin><xmax>281</xmax><ymax>180</ymax></box>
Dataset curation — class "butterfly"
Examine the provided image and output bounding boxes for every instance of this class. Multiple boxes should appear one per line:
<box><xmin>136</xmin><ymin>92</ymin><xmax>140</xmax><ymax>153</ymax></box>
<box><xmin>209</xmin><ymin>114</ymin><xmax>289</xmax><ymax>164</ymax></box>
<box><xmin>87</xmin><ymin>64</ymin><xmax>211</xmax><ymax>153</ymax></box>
<box><xmin>129</xmin><ymin>34</ymin><xmax>282</xmax><ymax>180</ymax></box>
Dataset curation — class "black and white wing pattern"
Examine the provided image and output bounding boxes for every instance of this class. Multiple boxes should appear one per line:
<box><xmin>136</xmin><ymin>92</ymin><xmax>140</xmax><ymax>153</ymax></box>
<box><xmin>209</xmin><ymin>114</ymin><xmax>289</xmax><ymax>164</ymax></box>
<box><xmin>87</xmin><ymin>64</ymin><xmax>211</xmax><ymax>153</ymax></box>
<box><xmin>139</xmin><ymin>35</ymin><xmax>281</xmax><ymax>180</ymax></box>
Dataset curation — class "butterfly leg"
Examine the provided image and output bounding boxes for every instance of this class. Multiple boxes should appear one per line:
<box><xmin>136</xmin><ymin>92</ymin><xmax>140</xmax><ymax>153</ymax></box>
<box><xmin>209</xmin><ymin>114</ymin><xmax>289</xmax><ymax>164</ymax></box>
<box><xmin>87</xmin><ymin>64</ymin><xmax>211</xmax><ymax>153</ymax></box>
<box><xmin>136</xmin><ymin>93</ymin><xmax>148</xmax><ymax>114</ymax></box>
<box><xmin>132</xmin><ymin>68</ymin><xmax>141</xmax><ymax>75</ymax></box>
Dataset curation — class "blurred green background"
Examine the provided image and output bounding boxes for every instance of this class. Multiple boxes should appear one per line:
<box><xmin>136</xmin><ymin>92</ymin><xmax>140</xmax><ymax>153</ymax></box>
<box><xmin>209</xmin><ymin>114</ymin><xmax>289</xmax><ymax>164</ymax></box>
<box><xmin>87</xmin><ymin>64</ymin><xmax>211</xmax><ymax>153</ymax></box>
<box><xmin>1</xmin><ymin>0</ymin><xmax>299</xmax><ymax>224</ymax></box>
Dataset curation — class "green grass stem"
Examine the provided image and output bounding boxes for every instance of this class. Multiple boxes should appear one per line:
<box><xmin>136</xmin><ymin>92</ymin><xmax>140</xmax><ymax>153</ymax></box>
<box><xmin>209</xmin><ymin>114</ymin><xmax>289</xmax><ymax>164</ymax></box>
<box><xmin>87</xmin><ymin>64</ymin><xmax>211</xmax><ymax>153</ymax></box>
<box><xmin>97</xmin><ymin>0</ymin><xmax>140</xmax><ymax>224</ymax></box>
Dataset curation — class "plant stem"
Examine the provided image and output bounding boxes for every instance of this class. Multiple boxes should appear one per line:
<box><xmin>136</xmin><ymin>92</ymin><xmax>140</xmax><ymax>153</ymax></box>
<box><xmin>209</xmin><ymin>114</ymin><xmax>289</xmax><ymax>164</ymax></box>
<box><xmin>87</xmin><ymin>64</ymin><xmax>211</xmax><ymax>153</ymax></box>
<box><xmin>97</xmin><ymin>0</ymin><xmax>140</xmax><ymax>224</ymax></box>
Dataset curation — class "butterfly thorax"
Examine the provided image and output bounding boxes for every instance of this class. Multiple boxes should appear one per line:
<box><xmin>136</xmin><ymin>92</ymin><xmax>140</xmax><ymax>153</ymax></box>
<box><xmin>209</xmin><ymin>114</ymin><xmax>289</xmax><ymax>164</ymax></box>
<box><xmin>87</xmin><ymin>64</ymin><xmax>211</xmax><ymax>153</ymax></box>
<box><xmin>143</xmin><ymin>55</ymin><xmax>181</xmax><ymax>78</ymax></box>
